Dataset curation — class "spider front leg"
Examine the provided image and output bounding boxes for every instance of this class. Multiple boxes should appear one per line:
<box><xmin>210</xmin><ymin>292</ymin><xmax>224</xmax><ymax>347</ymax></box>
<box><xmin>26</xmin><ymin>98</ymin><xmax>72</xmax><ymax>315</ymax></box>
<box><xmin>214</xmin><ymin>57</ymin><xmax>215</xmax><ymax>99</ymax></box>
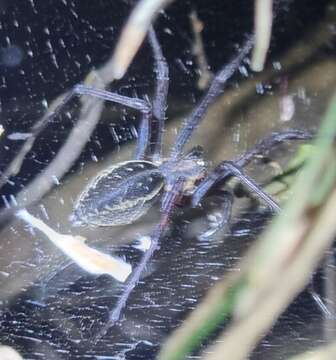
<box><xmin>68</xmin><ymin>84</ymin><xmax>153</xmax><ymax>159</ymax></box>
<box><xmin>40</xmin><ymin>26</ymin><xmax>168</xmax><ymax>165</ymax></box>
<box><xmin>170</xmin><ymin>36</ymin><xmax>254</xmax><ymax>160</ymax></box>
<box><xmin>235</xmin><ymin>129</ymin><xmax>314</xmax><ymax>167</ymax></box>
<box><xmin>192</xmin><ymin>130</ymin><xmax>313</xmax><ymax>207</ymax></box>
<box><xmin>209</xmin><ymin>160</ymin><xmax>281</xmax><ymax>211</ymax></box>
<box><xmin>71</xmin><ymin>24</ymin><xmax>170</xmax><ymax>162</ymax></box>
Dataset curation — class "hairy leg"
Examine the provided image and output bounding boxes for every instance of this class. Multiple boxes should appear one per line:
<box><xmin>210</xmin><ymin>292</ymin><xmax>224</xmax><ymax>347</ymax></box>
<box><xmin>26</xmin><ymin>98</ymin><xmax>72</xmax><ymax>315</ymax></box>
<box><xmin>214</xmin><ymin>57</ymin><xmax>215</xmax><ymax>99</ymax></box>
<box><xmin>94</xmin><ymin>177</ymin><xmax>185</xmax><ymax>341</ymax></box>
<box><xmin>147</xmin><ymin>26</ymin><xmax>169</xmax><ymax>161</ymax></box>
<box><xmin>171</xmin><ymin>36</ymin><xmax>253</xmax><ymax>160</ymax></box>
<box><xmin>192</xmin><ymin>130</ymin><xmax>313</xmax><ymax>207</ymax></box>
<box><xmin>200</xmin><ymin>161</ymin><xmax>280</xmax><ymax>212</ymax></box>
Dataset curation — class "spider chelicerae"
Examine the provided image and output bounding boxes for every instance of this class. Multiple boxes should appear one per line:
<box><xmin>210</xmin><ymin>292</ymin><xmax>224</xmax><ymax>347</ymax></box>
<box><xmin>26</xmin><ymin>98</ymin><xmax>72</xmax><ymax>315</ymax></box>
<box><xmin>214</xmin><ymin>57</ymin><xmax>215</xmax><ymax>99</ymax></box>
<box><xmin>49</xmin><ymin>26</ymin><xmax>311</xmax><ymax>335</ymax></box>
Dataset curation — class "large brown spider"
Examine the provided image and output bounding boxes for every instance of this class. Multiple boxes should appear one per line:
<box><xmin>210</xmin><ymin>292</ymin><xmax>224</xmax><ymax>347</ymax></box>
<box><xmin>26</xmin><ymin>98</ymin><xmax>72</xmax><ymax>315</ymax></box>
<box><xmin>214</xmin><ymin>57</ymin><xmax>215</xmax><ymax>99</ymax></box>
<box><xmin>45</xmin><ymin>26</ymin><xmax>312</xmax><ymax>338</ymax></box>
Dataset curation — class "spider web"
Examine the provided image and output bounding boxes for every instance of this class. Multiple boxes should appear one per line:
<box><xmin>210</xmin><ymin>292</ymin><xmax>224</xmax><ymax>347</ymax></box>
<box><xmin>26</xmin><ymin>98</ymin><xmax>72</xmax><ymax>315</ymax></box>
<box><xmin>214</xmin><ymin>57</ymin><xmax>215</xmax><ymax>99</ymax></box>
<box><xmin>0</xmin><ymin>0</ymin><xmax>334</xmax><ymax>359</ymax></box>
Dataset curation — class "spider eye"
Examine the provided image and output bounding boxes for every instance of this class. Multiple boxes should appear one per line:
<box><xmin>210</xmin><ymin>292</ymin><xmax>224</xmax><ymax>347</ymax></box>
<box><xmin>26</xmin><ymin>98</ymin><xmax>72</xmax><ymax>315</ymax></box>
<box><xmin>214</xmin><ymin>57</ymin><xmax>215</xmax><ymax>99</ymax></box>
<box><xmin>71</xmin><ymin>160</ymin><xmax>164</xmax><ymax>226</ymax></box>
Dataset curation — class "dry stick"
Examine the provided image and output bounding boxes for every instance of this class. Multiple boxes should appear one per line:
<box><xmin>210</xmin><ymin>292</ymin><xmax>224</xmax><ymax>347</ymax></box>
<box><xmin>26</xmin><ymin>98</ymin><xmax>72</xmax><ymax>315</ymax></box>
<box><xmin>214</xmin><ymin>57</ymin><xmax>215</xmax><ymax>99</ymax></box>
<box><xmin>16</xmin><ymin>209</ymin><xmax>131</xmax><ymax>282</ymax></box>
<box><xmin>99</xmin><ymin>0</ymin><xmax>174</xmax><ymax>81</ymax></box>
<box><xmin>251</xmin><ymin>0</ymin><xmax>273</xmax><ymax>71</ymax></box>
<box><xmin>190</xmin><ymin>10</ymin><xmax>213</xmax><ymax>90</ymax></box>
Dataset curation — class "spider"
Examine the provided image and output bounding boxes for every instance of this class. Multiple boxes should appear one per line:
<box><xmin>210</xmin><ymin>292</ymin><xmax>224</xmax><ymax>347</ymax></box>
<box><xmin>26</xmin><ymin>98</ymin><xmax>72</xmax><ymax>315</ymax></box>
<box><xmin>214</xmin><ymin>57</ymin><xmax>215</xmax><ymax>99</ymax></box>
<box><xmin>46</xmin><ymin>27</ymin><xmax>311</xmax><ymax>336</ymax></box>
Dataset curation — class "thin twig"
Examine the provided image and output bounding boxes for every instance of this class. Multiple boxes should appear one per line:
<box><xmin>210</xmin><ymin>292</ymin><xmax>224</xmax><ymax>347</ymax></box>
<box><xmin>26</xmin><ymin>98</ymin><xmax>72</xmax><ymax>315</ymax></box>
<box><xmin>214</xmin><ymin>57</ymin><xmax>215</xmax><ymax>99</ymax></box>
<box><xmin>190</xmin><ymin>10</ymin><xmax>213</xmax><ymax>90</ymax></box>
<box><xmin>251</xmin><ymin>0</ymin><xmax>273</xmax><ymax>71</ymax></box>
<box><xmin>16</xmin><ymin>209</ymin><xmax>131</xmax><ymax>282</ymax></box>
<box><xmin>99</xmin><ymin>0</ymin><xmax>174</xmax><ymax>81</ymax></box>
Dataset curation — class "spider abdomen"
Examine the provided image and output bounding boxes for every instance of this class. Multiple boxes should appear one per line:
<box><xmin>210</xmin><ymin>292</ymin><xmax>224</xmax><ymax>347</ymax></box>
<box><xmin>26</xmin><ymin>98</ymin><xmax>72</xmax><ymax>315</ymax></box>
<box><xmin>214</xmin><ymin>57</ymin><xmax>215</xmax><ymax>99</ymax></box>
<box><xmin>72</xmin><ymin>160</ymin><xmax>164</xmax><ymax>226</ymax></box>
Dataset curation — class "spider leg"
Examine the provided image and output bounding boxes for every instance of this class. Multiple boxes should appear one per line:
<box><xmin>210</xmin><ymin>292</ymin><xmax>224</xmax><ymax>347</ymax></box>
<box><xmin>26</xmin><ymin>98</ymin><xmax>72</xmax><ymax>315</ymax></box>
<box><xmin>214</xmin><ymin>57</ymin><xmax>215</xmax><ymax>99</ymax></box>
<box><xmin>211</xmin><ymin>161</ymin><xmax>280</xmax><ymax>211</ymax></box>
<box><xmin>235</xmin><ymin>129</ymin><xmax>313</xmax><ymax>167</ymax></box>
<box><xmin>147</xmin><ymin>26</ymin><xmax>169</xmax><ymax>162</ymax></box>
<box><xmin>94</xmin><ymin>177</ymin><xmax>185</xmax><ymax>341</ymax></box>
<box><xmin>0</xmin><ymin>90</ymin><xmax>78</xmax><ymax>191</ymax></box>
<box><xmin>170</xmin><ymin>36</ymin><xmax>253</xmax><ymax>160</ymax></box>
<box><xmin>70</xmin><ymin>84</ymin><xmax>152</xmax><ymax>159</ymax></box>
<box><xmin>192</xmin><ymin>130</ymin><xmax>313</xmax><ymax>206</ymax></box>
<box><xmin>74</xmin><ymin>25</ymin><xmax>171</xmax><ymax>162</ymax></box>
